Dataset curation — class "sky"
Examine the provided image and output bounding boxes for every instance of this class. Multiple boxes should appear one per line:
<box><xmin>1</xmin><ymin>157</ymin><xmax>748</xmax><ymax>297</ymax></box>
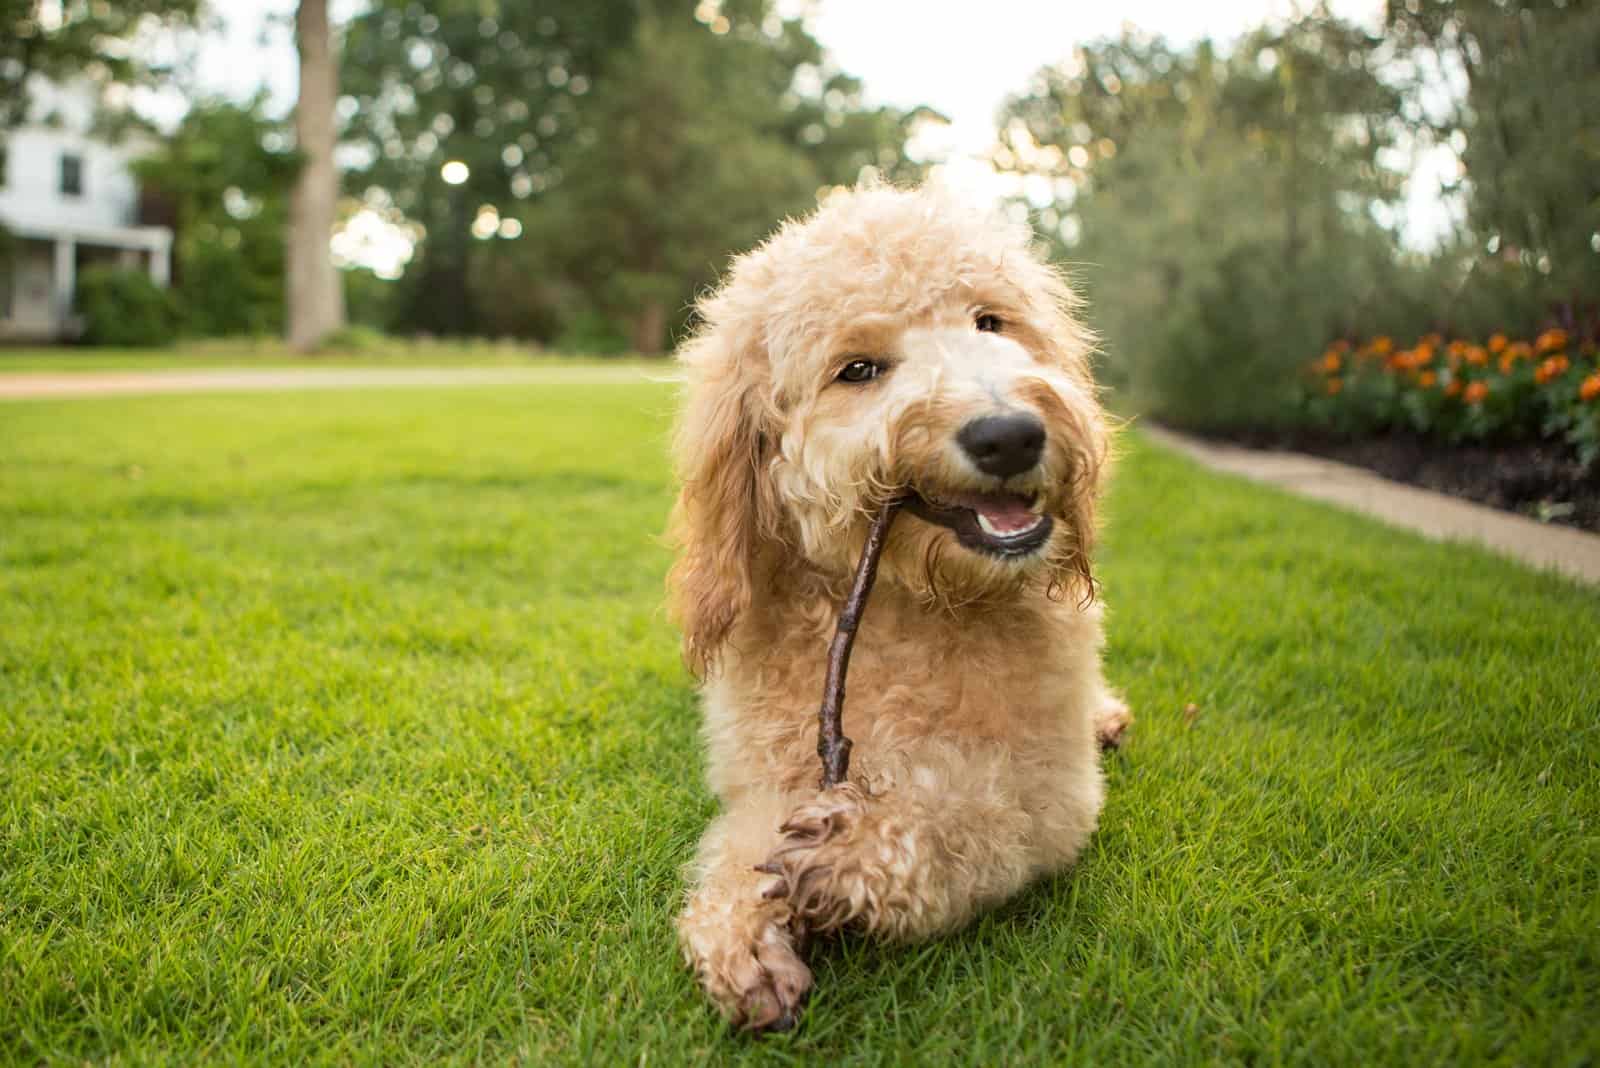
<box><xmin>809</xmin><ymin>0</ymin><xmax>1384</xmax><ymax>171</ymax></box>
<box><xmin>147</xmin><ymin>0</ymin><xmax>1458</xmax><ymax>268</ymax></box>
<box><xmin>176</xmin><ymin>0</ymin><xmax>1392</xmax><ymax>122</ymax></box>
<box><xmin>802</xmin><ymin>0</ymin><xmax>1457</xmax><ymax>245</ymax></box>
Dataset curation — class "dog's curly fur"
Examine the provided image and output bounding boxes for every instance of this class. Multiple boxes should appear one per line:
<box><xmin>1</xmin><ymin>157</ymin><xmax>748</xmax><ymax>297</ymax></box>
<box><xmin>669</xmin><ymin>183</ymin><xmax>1130</xmax><ymax>1031</ymax></box>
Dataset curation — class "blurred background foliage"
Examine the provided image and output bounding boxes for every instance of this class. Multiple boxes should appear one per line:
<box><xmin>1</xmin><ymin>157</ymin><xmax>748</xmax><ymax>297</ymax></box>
<box><xmin>998</xmin><ymin>4</ymin><xmax>1600</xmax><ymax>428</ymax></box>
<box><xmin>3</xmin><ymin>0</ymin><xmax>1597</xmax><ymax>436</ymax></box>
<box><xmin>132</xmin><ymin>98</ymin><xmax>298</xmax><ymax>338</ymax></box>
<box><xmin>1001</xmin><ymin>16</ymin><xmax>1407</xmax><ymax>427</ymax></box>
<box><xmin>1000</xmin><ymin>0</ymin><xmax>1598</xmax><ymax>429</ymax></box>
<box><xmin>336</xmin><ymin>0</ymin><xmax>926</xmax><ymax>352</ymax></box>
<box><xmin>0</xmin><ymin>0</ymin><xmax>204</xmax><ymax>128</ymax></box>
<box><xmin>2</xmin><ymin>0</ymin><xmax>928</xmax><ymax>355</ymax></box>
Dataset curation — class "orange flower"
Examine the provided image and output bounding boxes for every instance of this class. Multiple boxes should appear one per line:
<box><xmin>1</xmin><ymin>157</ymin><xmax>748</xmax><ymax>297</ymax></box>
<box><xmin>1371</xmin><ymin>336</ymin><xmax>1394</xmax><ymax>357</ymax></box>
<box><xmin>1581</xmin><ymin>373</ymin><xmax>1600</xmax><ymax>403</ymax></box>
<box><xmin>1535</xmin><ymin>328</ymin><xmax>1569</xmax><ymax>354</ymax></box>
<box><xmin>1464</xmin><ymin>381</ymin><xmax>1489</xmax><ymax>404</ymax></box>
<box><xmin>1445</xmin><ymin>379</ymin><xmax>1463</xmax><ymax>397</ymax></box>
<box><xmin>1413</xmin><ymin>342</ymin><xmax>1435</xmax><ymax>366</ymax></box>
<box><xmin>1498</xmin><ymin>341</ymin><xmax>1533</xmax><ymax>375</ymax></box>
<box><xmin>1418</xmin><ymin>370</ymin><xmax>1438</xmax><ymax>387</ymax></box>
<box><xmin>1326</xmin><ymin>377</ymin><xmax>1344</xmax><ymax>396</ymax></box>
<box><xmin>1488</xmin><ymin>333</ymin><xmax>1508</xmax><ymax>355</ymax></box>
<box><xmin>1448</xmin><ymin>339</ymin><xmax>1469</xmax><ymax>359</ymax></box>
<box><xmin>1319</xmin><ymin>350</ymin><xmax>1343</xmax><ymax>374</ymax></box>
<box><xmin>1422</xmin><ymin>332</ymin><xmax>1443</xmax><ymax>348</ymax></box>
<box><xmin>1464</xmin><ymin>345</ymin><xmax>1488</xmax><ymax>366</ymax></box>
<box><xmin>1534</xmin><ymin>354</ymin><xmax>1570</xmax><ymax>385</ymax></box>
<box><xmin>1390</xmin><ymin>345</ymin><xmax>1432</xmax><ymax>372</ymax></box>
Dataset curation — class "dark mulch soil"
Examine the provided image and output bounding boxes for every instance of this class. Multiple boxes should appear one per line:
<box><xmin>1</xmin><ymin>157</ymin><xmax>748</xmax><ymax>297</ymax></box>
<box><xmin>1185</xmin><ymin>427</ymin><xmax>1600</xmax><ymax>533</ymax></box>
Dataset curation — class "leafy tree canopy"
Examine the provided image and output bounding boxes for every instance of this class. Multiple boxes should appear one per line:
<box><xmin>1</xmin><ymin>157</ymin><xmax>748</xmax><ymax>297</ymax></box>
<box><xmin>1</xmin><ymin>0</ymin><xmax>204</xmax><ymax>129</ymax></box>
<box><xmin>998</xmin><ymin>17</ymin><xmax>1409</xmax><ymax>427</ymax></box>
<box><xmin>131</xmin><ymin>97</ymin><xmax>297</xmax><ymax>336</ymax></box>
<box><xmin>341</xmin><ymin>1</ymin><xmax>931</xmax><ymax>344</ymax></box>
<box><xmin>1385</xmin><ymin>0</ymin><xmax>1600</xmax><ymax>300</ymax></box>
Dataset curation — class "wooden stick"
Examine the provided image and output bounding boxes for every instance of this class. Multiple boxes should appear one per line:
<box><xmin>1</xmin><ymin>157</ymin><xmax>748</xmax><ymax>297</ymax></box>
<box><xmin>817</xmin><ymin>497</ymin><xmax>901</xmax><ymax>789</ymax></box>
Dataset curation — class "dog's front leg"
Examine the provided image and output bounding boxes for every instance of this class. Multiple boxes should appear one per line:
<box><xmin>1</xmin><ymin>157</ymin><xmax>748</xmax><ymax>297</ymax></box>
<box><xmin>760</xmin><ymin>741</ymin><xmax>1101</xmax><ymax>941</ymax></box>
<box><xmin>677</xmin><ymin>788</ymin><xmax>813</xmax><ymax>1031</ymax></box>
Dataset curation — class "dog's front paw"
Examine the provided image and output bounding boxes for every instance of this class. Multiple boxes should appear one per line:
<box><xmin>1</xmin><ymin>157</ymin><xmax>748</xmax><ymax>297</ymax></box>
<box><xmin>760</xmin><ymin>783</ymin><xmax>892</xmax><ymax>934</ymax></box>
<box><xmin>1096</xmin><ymin>697</ymin><xmax>1133</xmax><ymax>751</ymax></box>
<box><xmin>678</xmin><ymin>902</ymin><xmax>811</xmax><ymax>1032</ymax></box>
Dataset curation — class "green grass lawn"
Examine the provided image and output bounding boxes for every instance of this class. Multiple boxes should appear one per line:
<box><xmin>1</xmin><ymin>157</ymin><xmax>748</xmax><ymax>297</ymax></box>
<box><xmin>2</xmin><ymin>383</ymin><xmax>1596</xmax><ymax>1065</ymax></box>
<box><xmin>0</xmin><ymin>337</ymin><xmax>645</xmax><ymax>374</ymax></box>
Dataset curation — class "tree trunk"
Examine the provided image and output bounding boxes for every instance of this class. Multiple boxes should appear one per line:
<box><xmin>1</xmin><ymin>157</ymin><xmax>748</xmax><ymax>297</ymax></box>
<box><xmin>286</xmin><ymin>0</ymin><xmax>345</xmax><ymax>351</ymax></box>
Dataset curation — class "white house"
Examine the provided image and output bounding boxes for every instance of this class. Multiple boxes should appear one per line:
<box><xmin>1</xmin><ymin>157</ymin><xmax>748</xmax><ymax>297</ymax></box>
<box><xmin>0</xmin><ymin>78</ymin><xmax>174</xmax><ymax>341</ymax></box>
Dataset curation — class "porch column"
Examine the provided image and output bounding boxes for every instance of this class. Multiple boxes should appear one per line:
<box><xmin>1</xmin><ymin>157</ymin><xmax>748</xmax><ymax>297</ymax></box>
<box><xmin>52</xmin><ymin>236</ymin><xmax>75</xmax><ymax>336</ymax></box>
<box><xmin>150</xmin><ymin>241</ymin><xmax>171</xmax><ymax>287</ymax></box>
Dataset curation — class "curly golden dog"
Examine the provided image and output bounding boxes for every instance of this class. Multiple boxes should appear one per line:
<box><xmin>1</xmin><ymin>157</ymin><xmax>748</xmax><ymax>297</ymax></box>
<box><xmin>669</xmin><ymin>183</ymin><xmax>1130</xmax><ymax>1031</ymax></box>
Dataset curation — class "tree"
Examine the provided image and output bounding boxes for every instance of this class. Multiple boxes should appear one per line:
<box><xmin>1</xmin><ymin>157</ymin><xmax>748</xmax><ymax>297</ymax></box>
<box><xmin>340</xmin><ymin>0</ymin><xmax>927</xmax><ymax>343</ymax></box>
<box><xmin>998</xmin><ymin>19</ymin><xmax>1407</xmax><ymax>427</ymax></box>
<box><xmin>286</xmin><ymin>0</ymin><xmax>346</xmax><ymax>351</ymax></box>
<box><xmin>340</xmin><ymin>0</ymin><xmax>639</xmax><ymax>336</ymax></box>
<box><xmin>0</xmin><ymin>0</ymin><xmax>203</xmax><ymax>130</ymax></box>
<box><xmin>526</xmin><ymin>8</ymin><xmax>928</xmax><ymax>353</ymax></box>
<box><xmin>1386</xmin><ymin>0</ymin><xmax>1600</xmax><ymax>312</ymax></box>
<box><xmin>527</xmin><ymin>16</ymin><xmax>819</xmax><ymax>353</ymax></box>
<box><xmin>132</xmin><ymin>98</ymin><xmax>297</xmax><ymax>336</ymax></box>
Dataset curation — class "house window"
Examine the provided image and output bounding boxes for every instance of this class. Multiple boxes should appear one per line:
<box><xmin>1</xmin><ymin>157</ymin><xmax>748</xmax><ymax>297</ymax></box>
<box><xmin>61</xmin><ymin>153</ymin><xmax>83</xmax><ymax>197</ymax></box>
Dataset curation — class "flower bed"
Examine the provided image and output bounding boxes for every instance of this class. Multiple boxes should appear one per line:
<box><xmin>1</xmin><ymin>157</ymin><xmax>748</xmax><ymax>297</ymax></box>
<box><xmin>1301</xmin><ymin>329</ymin><xmax>1600</xmax><ymax>467</ymax></box>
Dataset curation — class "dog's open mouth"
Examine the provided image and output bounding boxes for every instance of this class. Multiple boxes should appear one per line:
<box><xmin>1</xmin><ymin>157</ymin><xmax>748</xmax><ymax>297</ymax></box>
<box><xmin>904</xmin><ymin>488</ymin><xmax>1053</xmax><ymax>557</ymax></box>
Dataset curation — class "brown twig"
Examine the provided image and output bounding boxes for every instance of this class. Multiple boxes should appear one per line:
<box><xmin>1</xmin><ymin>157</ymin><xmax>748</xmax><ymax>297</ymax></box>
<box><xmin>817</xmin><ymin>497</ymin><xmax>902</xmax><ymax>789</ymax></box>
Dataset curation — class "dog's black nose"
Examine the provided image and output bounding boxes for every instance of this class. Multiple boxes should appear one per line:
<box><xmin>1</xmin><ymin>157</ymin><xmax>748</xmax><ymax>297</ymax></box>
<box><xmin>958</xmin><ymin>413</ymin><xmax>1046</xmax><ymax>478</ymax></box>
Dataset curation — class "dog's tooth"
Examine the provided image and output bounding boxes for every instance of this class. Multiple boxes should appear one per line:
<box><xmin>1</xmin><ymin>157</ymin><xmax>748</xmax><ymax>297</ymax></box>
<box><xmin>966</xmin><ymin>511</ymin><xmax>1043</xmax><ymax>537</ymax></box>
<box><xmin>976</xmin><ymin>512</ymin><xmax>1043</xmax><ymax>539</ymax></box>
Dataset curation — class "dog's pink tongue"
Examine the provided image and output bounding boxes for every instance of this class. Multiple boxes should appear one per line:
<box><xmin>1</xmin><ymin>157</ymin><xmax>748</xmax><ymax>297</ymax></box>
<box><xmin>975</xmin><ymin>498</ymin><xmax>1037</xmax><ymax>534</ymax></box>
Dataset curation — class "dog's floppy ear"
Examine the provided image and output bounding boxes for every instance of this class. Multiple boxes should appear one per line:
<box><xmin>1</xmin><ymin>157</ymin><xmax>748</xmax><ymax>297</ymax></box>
<box><xmin>668</xmin><ymin>323</ymin><xmax>774</xmax><ymax>677</ymax></box>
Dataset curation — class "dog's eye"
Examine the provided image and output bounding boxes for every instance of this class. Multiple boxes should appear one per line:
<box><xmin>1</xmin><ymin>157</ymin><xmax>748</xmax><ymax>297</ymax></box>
<box><xmin>837</xmin><ymin>359</ymin><xmax>883</xmax><ymax>384</ymax></box>
<box><xmin>975</xmin><ymin>313</ymin><xmax>1003</xmax><ymax>333</ymax></box>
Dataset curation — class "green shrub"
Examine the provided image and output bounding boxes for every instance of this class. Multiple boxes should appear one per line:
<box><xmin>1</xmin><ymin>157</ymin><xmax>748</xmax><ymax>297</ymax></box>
<box><xmin>319</xmin><ymin>324</ymin><xmax>390</xmax><ymax>353</ymax></box>
<box><xmin>1072</xmin><ymin>133</ymin><xmax>1404</xmax><ymax>431</ymax></box>
<box><xmin>76</xmin><ymin>267</ymin><xmax>180</xmax><ymax>347</ymax></box>
<box><xmin>174</xmin><ymin>240</ymin><xmax>281</xmax><ymax>337</ymax></box>
<box><xmin>552</xmin><ymin>308</ymin><xmax>631</xmax><ymax>356</ymax></box>
<box><xmin>342</xmin><ymin>267</ymin><xmax>396</xmax><ymax>333</ymax></box>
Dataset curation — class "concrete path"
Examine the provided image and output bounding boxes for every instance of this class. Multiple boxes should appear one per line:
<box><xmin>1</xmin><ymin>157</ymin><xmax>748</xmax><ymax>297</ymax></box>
<box><xmin>0</xmin><ymin>364</ymin><xmax>667</xmax><ymax>400</ymax></box>
<box><xmin>1143</xmin><ymin>424</ymin><xmax>1600</xmax><ymax>586</ymax></box>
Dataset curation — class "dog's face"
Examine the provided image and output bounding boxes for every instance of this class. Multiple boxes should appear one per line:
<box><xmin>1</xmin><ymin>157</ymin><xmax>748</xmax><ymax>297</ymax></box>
<box><xmin>769</xmin><ymin>295</ymin><xmax>1105</xmax><ymax>594</ymax></box>
<box><xmin>671</xmin><ymin>186</ymin><xmax>1108</xmax><ymax>672</ymax></box>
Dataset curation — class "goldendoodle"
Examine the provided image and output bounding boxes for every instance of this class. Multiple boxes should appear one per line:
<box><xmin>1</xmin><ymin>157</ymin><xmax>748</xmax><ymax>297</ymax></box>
<box><xmin>669</xmin><ymin>183</ymin><xmax>1130</xmax><ymax>1031</ymax></box>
